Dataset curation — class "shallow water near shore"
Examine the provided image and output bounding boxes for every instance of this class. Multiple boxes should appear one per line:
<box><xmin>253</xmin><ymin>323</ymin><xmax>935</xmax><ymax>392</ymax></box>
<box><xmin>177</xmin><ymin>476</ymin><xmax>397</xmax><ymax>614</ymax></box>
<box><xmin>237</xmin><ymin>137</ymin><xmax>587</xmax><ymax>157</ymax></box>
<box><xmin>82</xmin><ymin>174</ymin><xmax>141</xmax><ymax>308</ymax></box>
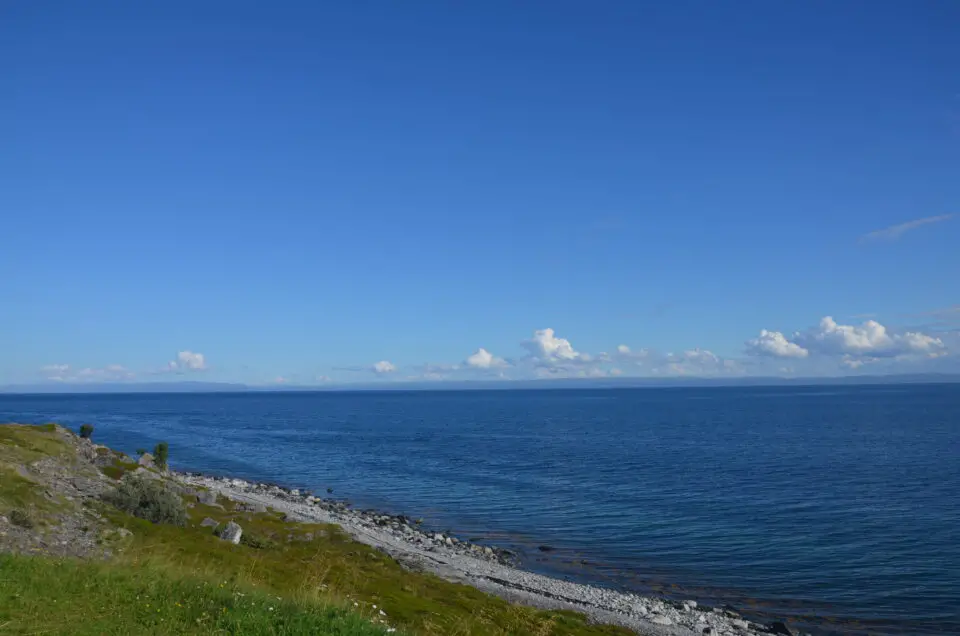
<box><xmin>2</xmin><ymin>384</ymin><xmax>958</xmax><ymax>634</ymax></box>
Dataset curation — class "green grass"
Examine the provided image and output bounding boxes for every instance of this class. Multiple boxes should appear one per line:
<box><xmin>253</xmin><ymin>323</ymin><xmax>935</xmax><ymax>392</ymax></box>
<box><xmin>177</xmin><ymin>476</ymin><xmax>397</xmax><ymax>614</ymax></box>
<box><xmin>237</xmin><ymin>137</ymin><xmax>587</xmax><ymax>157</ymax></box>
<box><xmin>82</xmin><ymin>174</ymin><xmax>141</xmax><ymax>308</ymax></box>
<box><xmin>100</xmin><ymin>458</ymin><xmax>140</xmax><ymax>480</ymax></box>
<box><xmin>0</xmin><ymin>553</ymin><xmax>391</xmax><ymax>635</ymax></box>
<box><xmin>97</xmin><ymin>503</ymin><xmax>632</xmax><ymax>636</ymax></box>
<box><xmin>0</xmin><ymin>426</ymin><xmax>74</xmax><ymax>519</ymax></box>
<box><xmin>0</xmin><ymin>424</ymin><xmax>633</xmax><ymax>636</ymax></box>
<box><xmin>0</xmin><ymin>423</ymin><xmax>68</xmax><ymax>464</ymax></box>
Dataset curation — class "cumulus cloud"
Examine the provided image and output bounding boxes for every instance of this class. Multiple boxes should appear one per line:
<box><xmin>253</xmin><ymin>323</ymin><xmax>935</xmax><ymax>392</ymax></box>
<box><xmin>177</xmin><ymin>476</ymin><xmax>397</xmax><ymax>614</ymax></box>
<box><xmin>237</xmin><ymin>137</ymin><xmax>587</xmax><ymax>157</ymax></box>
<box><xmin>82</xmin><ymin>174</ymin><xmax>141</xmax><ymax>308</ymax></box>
<box><xmin>745</xmin><ymin>329</ymin><xmax>809</xmax><ymax>358</ymax></box>
<box><xmin>372</xmin><ymin>360</ymin><xmax>396</xmax><ymax>374</ymax></box>
<box><xmin>660</xmin><ymin>349</ymin><xmax>739</xmax><ymax>376</ymax></box>
<box><xmin>465</xmin><ymin>348</ymin><xmax>508</xmax><ymax>369</ymax></box>
<box><xmin>167</xmin><ymin>350</ymin><xmax>206</xmax><ymax>371</ymax></box>
<box><xmin>522</xmin><ymin>328</ymin><xmax>580</xmax><ymax>363</ymax></box>
<box><xmin>796</xmin><ymin>316</ymin><xmax>945</xmax><ymax>358</ymax></box>
<box><xmin>614</xmin><ymin>344</ymin><xmax>651</xmax><ymax>362</ymax></box>
<box><xmin>861</xmin><ymin>214</ymin><xmax>954</xmax><ymax>242</ymax></box>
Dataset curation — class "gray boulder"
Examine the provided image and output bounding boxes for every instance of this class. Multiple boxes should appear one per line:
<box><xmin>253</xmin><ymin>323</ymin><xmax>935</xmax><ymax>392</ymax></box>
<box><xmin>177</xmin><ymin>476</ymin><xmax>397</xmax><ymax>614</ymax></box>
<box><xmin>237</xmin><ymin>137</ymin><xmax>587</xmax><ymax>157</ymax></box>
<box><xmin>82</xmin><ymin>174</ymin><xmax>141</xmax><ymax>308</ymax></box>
<box><xmin>137</xmin><ymin>453</ymin><xmax>155</xmax><ymax>468</ymax></box>
<box><xmin>133</xmin><ymin>467</ymin><xmax>161</xmax><ymax>480</ymax></box>
<box><xmin>237</xmin><ymin>501</ymin><xmax>267</xmax><ymax>513</ymax></box>
<box><xmin>196</xmin><ymin>490</ymin><xmax>218</xmax><ymax>506</ymax></box>
<box><xmin>217</xmin><ymin>521</ymin><xmax>242</xmax><ymax>544</ymax></box>
<box><xmin>200</xmin><ymin>517</ymin><xmax>219</xmax><ymax>528</ymax></box>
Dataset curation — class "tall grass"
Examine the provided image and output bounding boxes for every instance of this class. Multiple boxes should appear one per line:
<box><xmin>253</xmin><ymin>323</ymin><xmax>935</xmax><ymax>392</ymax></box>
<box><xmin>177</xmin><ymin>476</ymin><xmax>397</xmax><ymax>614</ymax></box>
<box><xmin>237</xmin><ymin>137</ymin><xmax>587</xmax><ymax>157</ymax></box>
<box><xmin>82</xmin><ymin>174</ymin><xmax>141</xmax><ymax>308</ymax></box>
<box><xmin>0</xmin><ymin>554</ymin><xmax>391</xmax><ymax>635</ymax></box>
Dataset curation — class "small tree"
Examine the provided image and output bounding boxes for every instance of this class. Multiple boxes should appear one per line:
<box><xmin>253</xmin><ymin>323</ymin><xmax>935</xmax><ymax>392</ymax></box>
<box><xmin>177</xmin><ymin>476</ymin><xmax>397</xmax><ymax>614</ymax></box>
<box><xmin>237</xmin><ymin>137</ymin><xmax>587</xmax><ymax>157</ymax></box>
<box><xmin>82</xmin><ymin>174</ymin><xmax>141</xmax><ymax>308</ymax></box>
<box><xmin>79</xmin><ymin>424</ymin><xmax>94</xmax><ymax>439</ymax></box>
<box><xmin>153</xmin><ymin>441</ymin><xmax>169</xmax><ymax>470</ymax></box>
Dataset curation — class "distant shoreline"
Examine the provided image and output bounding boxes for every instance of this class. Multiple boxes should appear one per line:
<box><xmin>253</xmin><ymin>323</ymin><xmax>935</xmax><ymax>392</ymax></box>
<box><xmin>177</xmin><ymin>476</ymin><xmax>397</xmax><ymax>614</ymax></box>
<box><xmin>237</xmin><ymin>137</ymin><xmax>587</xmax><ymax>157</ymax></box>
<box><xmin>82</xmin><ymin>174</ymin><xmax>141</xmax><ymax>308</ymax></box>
<box><xmin>2</xmin><ymin>373</ymin><xmax>959</xmax><ymax>394</ymax></box>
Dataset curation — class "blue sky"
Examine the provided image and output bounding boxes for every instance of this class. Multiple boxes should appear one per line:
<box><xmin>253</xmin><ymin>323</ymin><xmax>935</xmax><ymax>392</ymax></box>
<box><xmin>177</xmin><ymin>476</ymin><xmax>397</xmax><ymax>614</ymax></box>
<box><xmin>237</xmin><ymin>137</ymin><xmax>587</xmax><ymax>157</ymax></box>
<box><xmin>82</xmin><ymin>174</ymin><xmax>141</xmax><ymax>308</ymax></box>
<box><xmin>2</xmin><ymin>1</ymin><xmax>958</xmax><ymax>385</ymax></box>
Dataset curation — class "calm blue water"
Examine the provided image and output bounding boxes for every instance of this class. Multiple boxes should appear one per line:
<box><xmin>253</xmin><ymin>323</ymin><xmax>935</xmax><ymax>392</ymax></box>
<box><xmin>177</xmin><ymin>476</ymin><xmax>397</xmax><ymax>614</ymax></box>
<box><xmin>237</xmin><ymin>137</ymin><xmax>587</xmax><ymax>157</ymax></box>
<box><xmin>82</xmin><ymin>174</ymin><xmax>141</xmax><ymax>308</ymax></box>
<box><xmin>2</xmin><ymin>385</ymin><xmax>958</xmax><ymax>634</ymax></box>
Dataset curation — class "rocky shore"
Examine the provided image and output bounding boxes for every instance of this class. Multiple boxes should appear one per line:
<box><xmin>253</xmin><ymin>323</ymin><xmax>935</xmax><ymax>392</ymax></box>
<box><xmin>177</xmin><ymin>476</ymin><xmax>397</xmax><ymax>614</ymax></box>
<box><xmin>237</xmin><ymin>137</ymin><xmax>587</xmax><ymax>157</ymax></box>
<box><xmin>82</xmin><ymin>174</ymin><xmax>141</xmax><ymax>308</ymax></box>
<box><xmin>175</xmin><ymin>472</ymin><xmax>800</xmax><ymax>636</ymax></box>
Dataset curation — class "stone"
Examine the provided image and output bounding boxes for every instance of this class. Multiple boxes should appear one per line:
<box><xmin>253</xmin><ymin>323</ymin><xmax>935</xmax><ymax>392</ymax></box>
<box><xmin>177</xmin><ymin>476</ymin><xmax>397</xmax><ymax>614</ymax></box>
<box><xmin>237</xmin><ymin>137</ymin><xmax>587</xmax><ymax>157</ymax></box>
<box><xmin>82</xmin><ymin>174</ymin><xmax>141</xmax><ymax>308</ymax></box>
<box><xmin>483</xmin><ymin>547</ymin><xmax>494</xmax><ymax>555</ymax></box>
<box><xmin>731</xmin><ymin>619</ymin><xmax>750</xmax><ymax>629</ymax></box>
<box><xmin>445</xmin><ymin>537</ymin><xmax>454</xmax><ymax>546</ymax></box>
<box><xmin>237</xmin><ymin>501</ymin><xmax>267</xmax><ymax>513</ymax></box>
<box><xmin>116</xmin><ymin>528</ymin><xmax>133</xmax><ymax>538</ymax></box>
<box><xmin>134</xmin><ymin>467</ymin><xmax>161</xmax><ymax>480</ymax></box>
<box><xmin>196</xmin><ymin>490</ymin><xmax>218</xmax><ymax>506</ymax></box>
<box><xmin>650</xmin><ymin>616</ymin><xmax>673</xmax><ymax>626</ymax></box>
<box><xmin>683</xmin><ymin>600</ymin><xmax>698</xmax><ymax>611</ymax></box>
<box><xmin>137</xmin><ymin>453</ymin><xmax>154</xmax><ymax>467</ymax></box>
<box><xmin>217</xmin><ymin>521</ymin><xmax>242</xmax><ymax>544</ymax></box>
<box><xmin>200</xmin><ymin>517</ymin><xmax>219</xmax><ymax>528</ymax></box>
<box><xmin>702</xmin><ymin>629</ymin><xmax>716</xmax><ymax>635</ymax></box>
<box><xmin>768</xmin><ymin>622</ymin><xmax>794</xmax><ymax>635</ymax></box>
<box><xmin>290</xmin><ymin>489</ymin><xmax>300</xmax><ymax>497</ymax></box>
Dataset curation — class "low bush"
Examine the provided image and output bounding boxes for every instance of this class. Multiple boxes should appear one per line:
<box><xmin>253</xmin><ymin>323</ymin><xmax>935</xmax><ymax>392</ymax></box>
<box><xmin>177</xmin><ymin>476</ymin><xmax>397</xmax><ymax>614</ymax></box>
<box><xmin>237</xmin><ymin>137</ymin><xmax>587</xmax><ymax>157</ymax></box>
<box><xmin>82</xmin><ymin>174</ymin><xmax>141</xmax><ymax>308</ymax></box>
<box><xmin>240</xmin><ymin>532</ymin><xmax>278</xmax><ymax>550</ymax></box>
<box><xmin>9</xmin><ymin>508</ymin><xmax>34</xmax><ymax>528</ymax></box>
<box><xmin>100</xmin><ymin>459</ymin><xmax>140</xmax><ymax>481</ymax></box>
<box><xmin>79</xmin><ymin>424</ymin><xmax>94</xmax><ymax>439</ymax></box>
<box><xmin>104</xmin><ymin>474</ymin><xmax>187</xmax><ymax>526</ymax></box>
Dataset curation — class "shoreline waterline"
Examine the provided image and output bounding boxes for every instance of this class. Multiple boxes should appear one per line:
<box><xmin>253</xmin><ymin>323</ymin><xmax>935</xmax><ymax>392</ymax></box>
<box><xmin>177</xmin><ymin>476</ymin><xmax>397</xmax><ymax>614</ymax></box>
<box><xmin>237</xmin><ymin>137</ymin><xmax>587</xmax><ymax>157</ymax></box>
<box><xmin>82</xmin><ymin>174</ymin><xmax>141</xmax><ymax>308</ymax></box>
<box><xmin>174</xmin><ymin>469</ymin><xmax>798</xmax><ymax>636</ymax></box>
<box><xmin>3</xmin><ymin>386</ymin><xmax>956</xmax><ymax>635</ymax></box>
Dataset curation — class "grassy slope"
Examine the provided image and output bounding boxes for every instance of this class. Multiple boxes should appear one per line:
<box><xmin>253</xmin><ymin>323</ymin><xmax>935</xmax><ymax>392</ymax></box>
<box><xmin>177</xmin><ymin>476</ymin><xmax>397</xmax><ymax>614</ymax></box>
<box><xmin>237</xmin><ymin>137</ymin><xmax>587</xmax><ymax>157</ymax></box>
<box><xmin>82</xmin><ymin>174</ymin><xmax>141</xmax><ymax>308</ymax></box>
<box><xmin>0</xmin><ymin>555</ymin><xmax>386</xmax><ymax>636</ymax></box>
<box><xmin>0</xmin><ymin>424</ymin><xmax>633</xmax><ymax>636</ymax></box>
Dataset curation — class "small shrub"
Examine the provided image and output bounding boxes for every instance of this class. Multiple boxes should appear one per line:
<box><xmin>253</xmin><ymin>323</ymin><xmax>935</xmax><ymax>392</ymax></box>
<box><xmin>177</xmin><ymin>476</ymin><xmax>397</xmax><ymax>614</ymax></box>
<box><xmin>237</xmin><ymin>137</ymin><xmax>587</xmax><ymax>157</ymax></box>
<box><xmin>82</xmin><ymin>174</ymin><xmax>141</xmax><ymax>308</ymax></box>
<box><xmin>240</xmin><ymin>533</ymin><xmax>277</xmax><ymax>550</ymax></box>
<box><xmin>100</xmin><ymin>459</ymin><xmax>139</xmax><ymax>481</ymax></box>
<box><xmin>9</xmin><ymin>509</ymin><xmax>34</xmax><ymax>528</ymax></box>
<box><xmin>104</xmin><ymin>474</ymin><xmax>187</xmax><ymax>526</ymax></box>
<box><xmin>153</xmin><ymin>442</ymin><xmax>169</xmax><ymax>470</ymax></box>
<box><xmin>79</xmin><ymin>424</ymin><xmax>94</xmax><ymax>439</ymax></box>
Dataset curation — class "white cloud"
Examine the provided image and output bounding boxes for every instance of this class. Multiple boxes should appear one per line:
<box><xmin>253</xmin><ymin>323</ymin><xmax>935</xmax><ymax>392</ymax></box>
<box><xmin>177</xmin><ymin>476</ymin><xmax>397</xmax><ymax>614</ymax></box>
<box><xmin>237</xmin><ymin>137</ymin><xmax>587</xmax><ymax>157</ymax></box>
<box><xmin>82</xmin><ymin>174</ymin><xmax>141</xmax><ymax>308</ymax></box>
<box><xmin>861</xmin><ymin>214</ymin><xmax>954</xmax><ymax>242</ymax></box>
<box><xmin>842</xmin><ymin>356</ymin><xmax>868</xmax><ymax>369</ymax></box>
<box><xmin>660</xmin><ymin>349</ymin><xmax>738</xmax><ymax>376</ymax></box>
<box><xmin>898</xmin><ymin>331</ymin><xmax>947</xmax><ymax>354</ymax></box>
<box><xmin>614</xmin><ymin>344</ymin><xmax>651</xmax><ymax>363</ymax></box>
<box><xmin>465</xmin><ymin>348</ymin><xmax>508</xmax><ymax>369</ymax></box>
<box><xmin>796</xmin><ymin>316</ymin><xmax>945</xmax><ymax>358</ymax></box>
<box><xmin>40</xmin><ymin>364</ymin><xmax>72</xmax><ymax>381</ymax></box>
<box><xmin>522</xmin><ymin>328</ymin><xmax>580</xmax><ymax>363</ymax></box>
<box><xmin>372</xmin><ymin>360</ymin><xmax>396</xmax><ymax>374</ymax></box>
<box><xmin>167</xmin><ymin>350</ymin><xmax>206</xmax><ymax>371</ymax></box>
<box><xmin>745</xmin><ymin>329</ymin><xmax>809</xmax><ymax>358</ymax></box>
<box><xmin>41</xmin><ymin>363</ymin><xmax>134</xmax><ymax>382</ymax></box>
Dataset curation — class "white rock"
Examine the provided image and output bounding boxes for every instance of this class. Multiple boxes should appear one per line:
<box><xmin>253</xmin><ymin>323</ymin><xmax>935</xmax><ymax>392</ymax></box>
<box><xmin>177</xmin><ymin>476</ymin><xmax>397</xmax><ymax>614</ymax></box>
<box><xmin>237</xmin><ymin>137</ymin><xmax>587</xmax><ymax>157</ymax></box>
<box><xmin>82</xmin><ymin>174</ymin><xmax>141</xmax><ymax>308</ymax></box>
<box><xmin>650</xmin><ymin>615</ymin><xmax>673</xmax><ymax>625</ymax></box>
<box><xmin>217</xmin><ymin>521</ymin><xmax>243</xmax><ymax>544</ymax></box>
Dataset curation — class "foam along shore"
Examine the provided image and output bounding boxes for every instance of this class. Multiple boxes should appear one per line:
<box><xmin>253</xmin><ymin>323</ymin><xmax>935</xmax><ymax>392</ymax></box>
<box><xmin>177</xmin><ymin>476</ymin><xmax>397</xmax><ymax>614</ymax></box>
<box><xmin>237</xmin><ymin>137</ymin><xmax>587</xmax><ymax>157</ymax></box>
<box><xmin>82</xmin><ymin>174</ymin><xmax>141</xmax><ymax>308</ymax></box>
<box><xmin>175</xmin><ymin>472</ymin><xmax>798</xmax><ymax>636</ymax></box>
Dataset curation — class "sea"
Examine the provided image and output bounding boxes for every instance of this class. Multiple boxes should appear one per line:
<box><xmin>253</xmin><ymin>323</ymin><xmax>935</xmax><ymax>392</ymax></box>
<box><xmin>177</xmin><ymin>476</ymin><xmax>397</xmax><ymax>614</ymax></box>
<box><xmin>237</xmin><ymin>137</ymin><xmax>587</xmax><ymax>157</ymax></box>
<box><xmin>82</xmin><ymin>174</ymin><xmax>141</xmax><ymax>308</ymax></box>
<box><xmin>1</xmin><ymin>384</ymin><xmax>957</xmax><ymax>635</ymax></box>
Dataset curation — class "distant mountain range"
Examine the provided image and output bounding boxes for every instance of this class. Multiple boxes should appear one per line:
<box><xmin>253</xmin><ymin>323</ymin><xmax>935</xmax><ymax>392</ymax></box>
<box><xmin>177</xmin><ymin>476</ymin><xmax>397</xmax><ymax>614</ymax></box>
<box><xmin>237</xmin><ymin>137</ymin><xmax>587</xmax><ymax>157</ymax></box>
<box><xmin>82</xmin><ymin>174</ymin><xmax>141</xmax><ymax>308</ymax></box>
<box><xmin>1</xmin><ymin>373</ymin><xmax>959</xmax><ymax>394</ymax></box>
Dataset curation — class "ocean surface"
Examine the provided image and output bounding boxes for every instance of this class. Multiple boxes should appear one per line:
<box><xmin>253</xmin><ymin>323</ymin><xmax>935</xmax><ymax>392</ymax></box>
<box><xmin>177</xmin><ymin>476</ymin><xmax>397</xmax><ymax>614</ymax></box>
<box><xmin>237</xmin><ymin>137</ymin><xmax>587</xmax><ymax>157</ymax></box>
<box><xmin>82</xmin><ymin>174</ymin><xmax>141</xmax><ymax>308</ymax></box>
<box><xmin>2</xmin><ymin>385</ymin><xmax>958</xmax><ymax>635</ymax></box>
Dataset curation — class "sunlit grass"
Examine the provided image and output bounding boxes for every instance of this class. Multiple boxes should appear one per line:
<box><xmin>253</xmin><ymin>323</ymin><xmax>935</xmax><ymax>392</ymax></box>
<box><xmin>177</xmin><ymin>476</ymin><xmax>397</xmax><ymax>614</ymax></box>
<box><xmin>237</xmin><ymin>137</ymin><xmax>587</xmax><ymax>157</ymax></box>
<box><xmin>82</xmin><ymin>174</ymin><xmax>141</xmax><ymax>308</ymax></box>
<box><xmin>0</xmin><ymin>422</ymin><xmax>632</xmax><ymax>636</ymax></box>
